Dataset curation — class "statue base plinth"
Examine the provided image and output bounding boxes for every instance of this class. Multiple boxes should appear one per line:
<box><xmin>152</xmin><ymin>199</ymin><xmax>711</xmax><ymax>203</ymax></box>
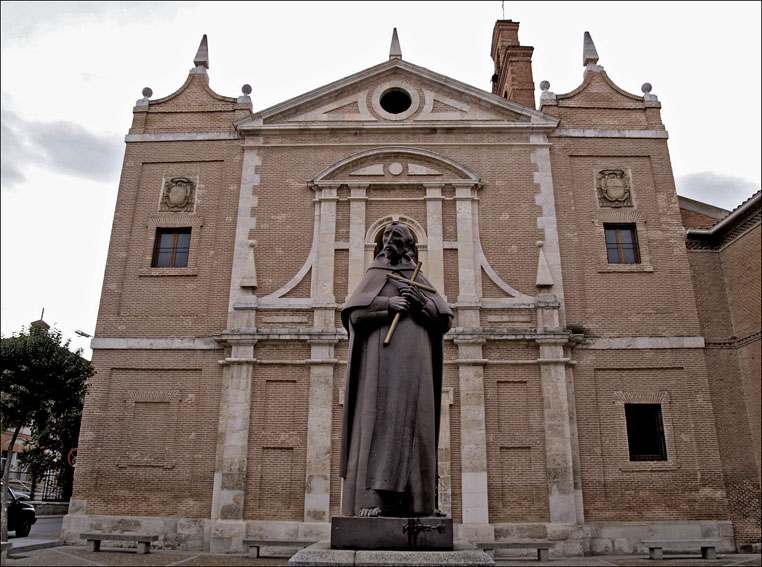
<box><xmin>290</xmin><ymin>540</ymin><xmax>494</xmax><ymax>567</ymax></box>
<box><xmin>330</xmin><ymin>516</ymin><xmax>453</xmax><ymax>550</ymax></box>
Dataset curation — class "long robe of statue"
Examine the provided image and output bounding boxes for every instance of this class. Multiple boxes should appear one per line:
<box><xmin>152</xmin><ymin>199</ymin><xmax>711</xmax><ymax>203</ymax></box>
<box><xmin>340</xmin><ymin>222</ymin><xmax>453</xmax><ymax>517</ymax></box>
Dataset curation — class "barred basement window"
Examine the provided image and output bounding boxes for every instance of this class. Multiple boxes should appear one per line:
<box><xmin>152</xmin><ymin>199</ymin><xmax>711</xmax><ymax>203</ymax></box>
<box><xmin>152</xmin><ymin>227</ymin><xmax>191</xmax><ymax>267</ymax></box>
<box><xmin>625</xmin><ymin>403</ymin><xmax>667</xmax><ymax>461</ymax></box>
<box><xmin>604</xmin><ymin>223</ymin><xmax>641</xmax><ymax>264</ymax></box>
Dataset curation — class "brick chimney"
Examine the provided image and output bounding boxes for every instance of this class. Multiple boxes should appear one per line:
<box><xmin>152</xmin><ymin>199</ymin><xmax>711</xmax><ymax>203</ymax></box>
<box><xmin>490</xmin><ymin>20</ymin><xmax>536</xmax><ymax>109</ymax></box>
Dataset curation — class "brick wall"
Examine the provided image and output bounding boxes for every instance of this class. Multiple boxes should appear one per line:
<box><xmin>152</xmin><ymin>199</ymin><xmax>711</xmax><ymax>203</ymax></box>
<box><xmin>686</xmin><ymin>214</ymin><xmax>761</xmax><ymax>543</ymax></box>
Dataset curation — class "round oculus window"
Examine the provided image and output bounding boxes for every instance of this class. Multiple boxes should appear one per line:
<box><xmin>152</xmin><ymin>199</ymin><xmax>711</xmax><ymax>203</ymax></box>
<box><xmin>379</xmin><ymin>88</ymin><xmax>412</xmax><ymax>114</ymax></box>
<box><xmin>371</xmin><ymin>81</ymin><xmax>419</xmax><ymax>120</ymax></box>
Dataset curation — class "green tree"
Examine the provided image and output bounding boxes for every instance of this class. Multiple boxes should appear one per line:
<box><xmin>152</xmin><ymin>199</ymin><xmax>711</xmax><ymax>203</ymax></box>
<box><xmin>19</xmin><ymin>399</ymin><xmax>83</xmax><ymax>501</ymax></box>
<box><xmin>1</xmin><ymin>324</ymin><xmax>93</xmax><ymax>541</ymax></box>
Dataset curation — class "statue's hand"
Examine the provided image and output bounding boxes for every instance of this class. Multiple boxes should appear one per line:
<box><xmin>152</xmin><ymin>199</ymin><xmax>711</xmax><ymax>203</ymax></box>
<box><xmin>388</xmin><ymin>296</ymin><xmax>409</xmax><ymax>313</ymax></box>
<box><xmin>400</xmin><ymin>284</ymin><xmax>426</xmax><ymax>313</ymax></box>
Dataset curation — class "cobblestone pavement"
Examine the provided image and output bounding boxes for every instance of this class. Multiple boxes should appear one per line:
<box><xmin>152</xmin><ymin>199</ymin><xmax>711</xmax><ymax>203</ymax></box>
<box><xmin>4</xmin><ymin>545</ymin><xmax>761</xmax><ymax>567</ymax></box>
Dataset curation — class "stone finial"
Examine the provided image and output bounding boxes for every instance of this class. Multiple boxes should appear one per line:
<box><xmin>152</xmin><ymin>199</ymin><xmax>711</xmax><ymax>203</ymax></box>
<box><xmin>240</xmin><ymin>239</ymin><xmax>258</xmax><ymax>291</ymax></box>
<box><xmin>535</xmin><ymin>241</ymin><xmax>554</xmax><ymax>288</ymax></box>
<box><xmin>194</xmin><ymin>34</ymin><xmax>209</xmax><ymax>69</ymax></box>
<box><xmin>641</xmin><ymin>82</ymin><xmax>658</xmax><ymax>102</ymax></box>
<box><xmin>539</xmin><ymin>80</ymin><xmax>556</xmax><ymax>106</ymax></box>
<box><xmin>238</xmin><ymin>84</ymin><xmax>252</xmax><ymax>104</ymax></box>
<box><xmin>389</xmin><ymin>28</ymin><xmax>402</xmax><ymax>60</ymax></box>
<box><xmin>136</xmin><ymin>86</ymin><xmax>152</xmax><ymax>107</ymax></box>
<box><xmin>583</xmin><ymin>31</ymin><xmax>599</xmax><ymax>66</ymax></box>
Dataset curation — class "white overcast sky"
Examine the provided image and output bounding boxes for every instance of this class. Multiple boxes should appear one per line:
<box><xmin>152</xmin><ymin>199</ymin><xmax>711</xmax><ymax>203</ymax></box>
<box><xmin>1</xmin><ymin>1</ymin><xmax>760</xmax><ymax>358</ymax></box>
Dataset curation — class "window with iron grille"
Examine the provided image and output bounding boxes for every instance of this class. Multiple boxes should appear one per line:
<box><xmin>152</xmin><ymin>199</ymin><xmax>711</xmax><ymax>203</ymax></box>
<box><xmin>625</xmin><ymin>403</ymin><xmax>667</xmax><ymax>461</ymax></box>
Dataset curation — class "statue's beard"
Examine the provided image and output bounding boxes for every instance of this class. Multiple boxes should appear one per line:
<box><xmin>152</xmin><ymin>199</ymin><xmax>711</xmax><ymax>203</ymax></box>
<box><xmin>384</xmin><ymin>244</ymin><xmax>405</xmax><ymax>263</ymax></box>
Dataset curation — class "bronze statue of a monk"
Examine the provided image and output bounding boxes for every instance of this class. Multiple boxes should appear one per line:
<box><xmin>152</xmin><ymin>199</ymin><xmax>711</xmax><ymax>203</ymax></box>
<box><xmin>340</xmin><ymin>222</ymin><xmax>453</xmax><ymax>517</ymax></box>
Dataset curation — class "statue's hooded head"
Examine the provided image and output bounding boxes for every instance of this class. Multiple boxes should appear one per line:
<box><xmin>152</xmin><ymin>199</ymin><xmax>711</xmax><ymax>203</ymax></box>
<box><xmin>380</xmin><ymin>221</ymin><xmax>415</xmax><ymax>263</ymax></box>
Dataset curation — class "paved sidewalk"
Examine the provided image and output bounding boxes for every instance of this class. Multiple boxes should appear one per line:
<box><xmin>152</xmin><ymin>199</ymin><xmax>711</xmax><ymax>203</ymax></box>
<box><xmin>6</xmin><ymin>536</ymin><xmax>65</xmax><ymax>553</ymax></box>
<box><xmin>3</xmin><ymin>545</ymin><xmax>761</xmax><ymax>567</ymax></box>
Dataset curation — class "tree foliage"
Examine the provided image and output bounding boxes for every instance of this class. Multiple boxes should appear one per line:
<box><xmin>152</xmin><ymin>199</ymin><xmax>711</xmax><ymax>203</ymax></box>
<box><xmin>1</xmin><ymin>324</ymin><xmax>93</xmax><ymax>540</ymax></box>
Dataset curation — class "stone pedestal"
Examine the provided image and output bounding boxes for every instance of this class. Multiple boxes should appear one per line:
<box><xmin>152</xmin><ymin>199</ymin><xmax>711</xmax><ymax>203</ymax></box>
<box><xmin>290</xmin><ymin>541</ymin><xmax>494</xmax><ymax>566</ymax></box>
<box><xmin>331</xmin><ymin>516</ymin><xmax>453</xmax><ymax>550</ymax></box>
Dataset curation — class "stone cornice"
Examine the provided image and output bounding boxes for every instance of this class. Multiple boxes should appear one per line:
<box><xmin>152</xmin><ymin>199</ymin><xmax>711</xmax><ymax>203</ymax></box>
<box><xmin>125</xmin><ymin>131</ymin><xmax>239</xmax><ymax>142</ymax></box>
<box><xmin>552</xmin><ymin>128</ymin><xmax>668</xmax><ymax>139</ymax></box>
<box><xmin>239</xmin><ymin>121</ymin><xmax>559</xmax><ymax>135</ymax></box>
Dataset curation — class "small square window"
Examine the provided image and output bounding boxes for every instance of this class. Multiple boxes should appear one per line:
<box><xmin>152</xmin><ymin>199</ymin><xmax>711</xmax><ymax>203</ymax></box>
<box><xmin>604</xmin><ymin>224</ymin><xmax>641</xmax><ymax>264</ymax></box>
<box><xmin>152</xmin><ymin>228</ymin><xmax>191</xmax><ymax>268</ymax></box>
<box><xmin>625</xmin><ymin>403</ymin><xmax>667</xmax><ymax>461</ymax></box>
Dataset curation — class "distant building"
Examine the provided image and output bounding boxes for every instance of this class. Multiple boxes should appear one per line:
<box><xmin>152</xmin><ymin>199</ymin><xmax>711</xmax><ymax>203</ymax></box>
<box><xmin>65</xmin><ymin>22</ymin><xmax>760</xmax><ymax>555</ymax></box>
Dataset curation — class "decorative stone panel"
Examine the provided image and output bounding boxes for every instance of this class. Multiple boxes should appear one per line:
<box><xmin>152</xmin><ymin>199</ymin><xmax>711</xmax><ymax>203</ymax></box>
<box><xmin>596</xmin><ymin>169</ymin><xmax>633</xmax><ymax>208</ymax></box>
<box><xmin>160</xmin><ymin>176</ymin><xmax>197</xmax><ymax>212</ymax></box>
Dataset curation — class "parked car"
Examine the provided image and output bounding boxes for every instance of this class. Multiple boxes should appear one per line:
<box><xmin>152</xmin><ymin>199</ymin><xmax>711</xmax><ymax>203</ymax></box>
<box><xmin>5</xmin><ymin>486</ymin><xmax>36</xmax><ymax>537</ymax></box>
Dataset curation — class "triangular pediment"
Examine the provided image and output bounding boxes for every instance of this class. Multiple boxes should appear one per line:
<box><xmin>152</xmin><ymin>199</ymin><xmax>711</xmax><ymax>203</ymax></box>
<box><xmin>237</xmin><ymin>59</ymin><xmax>558</xmax><ymax>130</ymax></box>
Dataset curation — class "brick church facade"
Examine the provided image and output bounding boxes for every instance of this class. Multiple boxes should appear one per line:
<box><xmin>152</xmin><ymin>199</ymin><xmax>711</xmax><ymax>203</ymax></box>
<box><xmin>64</xmin><ymin>21</ymin><xmax>761</xmax><ymax>555</ymax></box>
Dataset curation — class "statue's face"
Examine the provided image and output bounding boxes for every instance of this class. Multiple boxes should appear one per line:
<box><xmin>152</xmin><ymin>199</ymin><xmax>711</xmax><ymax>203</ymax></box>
<box><xmin>382</xmin><ymin>223</ymin><xmax>412</xmax><ymax>262</ymax></box>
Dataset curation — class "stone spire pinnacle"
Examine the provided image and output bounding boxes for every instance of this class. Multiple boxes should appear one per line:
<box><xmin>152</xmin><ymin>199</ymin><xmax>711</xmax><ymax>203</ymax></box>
<box><xmin>535</xmin><ymin>241</ymin><xmax>554</xmax><ymax>288</ymax></box>
<box><xmin>583</xmin><ymin>31</ymin><xmax>599</xmax><ymax>67</ymax></box>
<box><xmin>389</xmin><ymin>28</ymin><xmax>402</xmax><ymax>60</ymax></box>
<box><xmin>194</xmin><ymin>34</ymin><xmax>209</xmax><ymax>69</ymax></box>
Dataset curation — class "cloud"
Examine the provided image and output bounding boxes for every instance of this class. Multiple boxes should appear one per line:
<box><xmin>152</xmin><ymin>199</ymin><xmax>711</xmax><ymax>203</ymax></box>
<box><xmin>1</xmin><ymin>2</ymin><xmax>189</xmax><ymax>47</ymax></box>
<box><xmin>1</xmin><ymin>107</ymin><xmax>122</xmax><ymax>189</ymax></box>
<box><xmin>27</xmin><ymin>121</ymin><xmax>123</xmax><ymax>181</ymax></box>
<box><xmin>0</xmin><ymin>111</ymin><xmax>28</xmax><ymax>186</ymax></box>
<box><xmin>675</xmin><ymin>172</ymin><xmax>759</xmax><ymax>211</ymax></box>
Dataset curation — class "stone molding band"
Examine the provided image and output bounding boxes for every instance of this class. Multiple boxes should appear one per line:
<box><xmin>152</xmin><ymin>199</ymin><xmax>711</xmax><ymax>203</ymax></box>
<box><xmin>125</xmin><ymin>132</ymin><xmax>239</xmax><ymax>142</ymax></box>
<box><xmin>552</xmin><ymin>128</ymin><xmax>668</xmax><ymax>139</ymax></box>
<box><xmin>581</xmin><ymin>336</ymin><xmax>705</xmax><ymax>349</ymax></box>
<box><xmin>92</xmin><ymin>335</ymin><xmax>708</xmax><ymax>350</ymax></box>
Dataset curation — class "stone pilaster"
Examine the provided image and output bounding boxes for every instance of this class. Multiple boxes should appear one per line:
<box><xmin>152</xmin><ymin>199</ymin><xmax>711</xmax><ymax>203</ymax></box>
<box><xmin>210</xmin><ymin>341</ymin><xmax>255</xmax><ymax>552</ymax></box>
<box><xmin>438</xmin><ymin>387</ymin><xmax>454</xmax><ymax>517</ymax></box>
<box><xmin>536</xmin><ymin>294</ymin><xmax>579</xmax><ymax>524</ymax></box>
<box><xmin>455</xmin><ymin>338</ymin><xmax>492</xmax><ymax>539</ymax></box>
<box><xmin>454</xmin><ymin>183</ymin><xmax>479</xmax><ymax>302</ymax></box>
<box><xmin>531</xmin><ymin>135</ymin><xmax>565</xmax><ymax>325</ymax></box>
<box><xmin>347</xmin><ymin>185</ymin><xmax>368</xmax><ymax>298</ymax></box>
<box><xmin>564</xmin><ymin>359</ymin><xmax>585</xmax><ymax>524</ymax></box>
<box><xmin>228</xmin><ymin>147</ymin><xmax>261</xmax><ymax>324</ymax></box>
<box><xmin>304</xmin><ymin>340</ymin><xmax>337</xmax><ymax>523</ymax></box>
<box><xmin>425</xmin><ymin>183</ymin><xmax>446</xmax><ymax>298</ymax></box>
<box><xmin>315</xmin><ymin>184</ymin><xmax>339</xmax><ymax>301</ymax></box>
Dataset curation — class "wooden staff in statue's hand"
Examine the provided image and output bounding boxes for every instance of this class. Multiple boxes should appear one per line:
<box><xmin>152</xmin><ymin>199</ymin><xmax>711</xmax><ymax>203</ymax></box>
<box><xmin>384</xmin><ymin>261</ymin><xmax>426</xmax><ymax>345</ymax></box>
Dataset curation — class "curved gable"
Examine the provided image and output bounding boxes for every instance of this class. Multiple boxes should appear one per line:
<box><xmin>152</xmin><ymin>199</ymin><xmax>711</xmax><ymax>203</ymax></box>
<box><xmin>556</xmin><ymin>70</ymin><xmax>645</xmax><ymax>109</ymax></box>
